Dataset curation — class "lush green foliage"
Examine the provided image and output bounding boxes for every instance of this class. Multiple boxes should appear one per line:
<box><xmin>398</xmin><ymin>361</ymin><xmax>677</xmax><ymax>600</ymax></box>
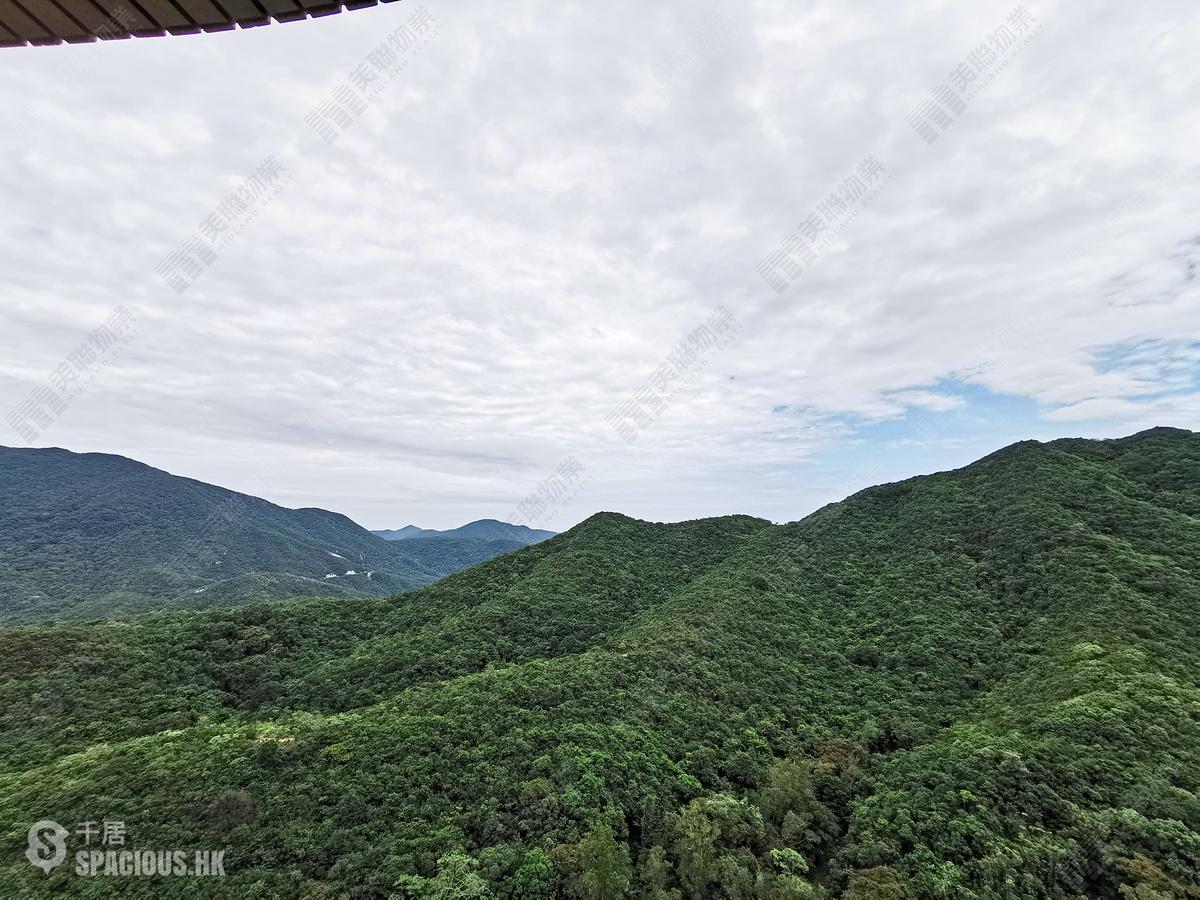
<box><xmin>0</xmin><ymin>447</ymin><xmax>522</xmax><ymax>623</ymax></box>
<box><xmin>1</xmin><ymin>428</ymin><xmax>1197</xmax><ymax>898</ymax></box>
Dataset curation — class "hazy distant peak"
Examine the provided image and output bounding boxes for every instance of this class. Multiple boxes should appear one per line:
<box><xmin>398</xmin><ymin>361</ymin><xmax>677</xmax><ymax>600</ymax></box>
<box><xmin>373</xmin><ymin>519</ymin><xmax>556</xmax><ymax>546</ymax></box>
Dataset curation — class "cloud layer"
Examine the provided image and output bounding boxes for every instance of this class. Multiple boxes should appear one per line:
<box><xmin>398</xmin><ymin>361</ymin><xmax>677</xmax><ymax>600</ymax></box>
<box><xmin>1</xmin><ymin>0</ymin><xmax>1197</xmax><ymax>530</ymax></box>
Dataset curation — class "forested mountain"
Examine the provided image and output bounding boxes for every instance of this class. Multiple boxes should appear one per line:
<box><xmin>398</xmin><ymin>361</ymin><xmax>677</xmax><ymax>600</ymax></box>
<box><xmin>374</xmin><ymin>519</ymin><xmax>557</xmax><ymax>545</ymax></box>
<box><xmin>0</xmin><ymin>447</ymin><xmax>523</xmax><ymax>624</ymax></box>
<box><xmin>1</xmin><ymin>428</ymin><xmax>1198</xmax><ymax>898</ymax></box>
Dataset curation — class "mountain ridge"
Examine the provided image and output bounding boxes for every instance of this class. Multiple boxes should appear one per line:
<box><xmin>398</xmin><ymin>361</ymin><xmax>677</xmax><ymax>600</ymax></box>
<box><xmin>0</xmin><ymin>446</ymin><xmax>527</xmax><ymax>623</ymax></box>
<box><xmin>373</xmin><ymin>518</ymin><xmax>557</xmax><ymax>546</ymax></box>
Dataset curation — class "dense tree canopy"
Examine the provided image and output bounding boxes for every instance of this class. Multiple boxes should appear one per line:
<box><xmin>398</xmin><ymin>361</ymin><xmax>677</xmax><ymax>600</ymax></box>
<box><xmin>0</xmin><ymin>428</ymin><xmax>1197</xmax><ymax>897</ymax></box>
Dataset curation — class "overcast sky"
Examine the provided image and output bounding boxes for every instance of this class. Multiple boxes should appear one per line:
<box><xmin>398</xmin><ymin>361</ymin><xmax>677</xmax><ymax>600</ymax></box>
<box><xmin>1</xmin><ymin>0</ymin><xmax>1198</xmax><ymax>531</ymax></box>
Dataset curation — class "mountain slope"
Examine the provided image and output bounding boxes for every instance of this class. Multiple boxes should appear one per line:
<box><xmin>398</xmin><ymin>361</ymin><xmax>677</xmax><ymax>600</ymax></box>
<box><xmin>0</xmin><ymin>447</ymin><xmax>524</xmax><ymax>623</ymax></box>
<box><xmin>0</xmin><ymin>429</ymin><xmax>1198</xmax><ymax>898</ymax></box>
<box><xmin>373</xmin><ymin>518</ymin><xmax>557</xmax><ymax>545</ymax></box>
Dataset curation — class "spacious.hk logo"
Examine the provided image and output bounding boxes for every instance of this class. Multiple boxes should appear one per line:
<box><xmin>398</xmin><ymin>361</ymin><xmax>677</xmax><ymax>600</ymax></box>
<box><xmin>26</xmin><ymin>820</ymin><xmax>68</xmax><ymax>873</ymax></box>
<box><xmin>24</xmin><ymin>819</ymin><xmax>225</xmax><ymax>878</ymax></box>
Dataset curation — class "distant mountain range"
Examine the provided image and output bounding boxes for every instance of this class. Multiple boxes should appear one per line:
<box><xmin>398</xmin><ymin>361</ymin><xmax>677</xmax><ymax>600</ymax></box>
<box><xmin>373</xmin><ymin>519</ymin><xmax>556</xmax><ymax>545</ymax></box>
<box><xmin>0</xmin><ymin>447</ymin><xmax>535</xmax><ymax>624</ymax></box>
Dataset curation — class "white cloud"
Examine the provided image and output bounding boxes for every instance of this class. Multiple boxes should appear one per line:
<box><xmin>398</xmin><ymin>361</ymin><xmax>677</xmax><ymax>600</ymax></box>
<box><xmin>1</xmin><ymin>0</ymin><xmax>1198</xmax><ymax>530</ymax></box>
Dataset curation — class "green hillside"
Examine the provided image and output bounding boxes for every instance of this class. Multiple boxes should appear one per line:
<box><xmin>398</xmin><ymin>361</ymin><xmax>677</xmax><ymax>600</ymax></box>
<box><xmin>1</xmin><ymin>428</ymin><xmax>1198</xmax><ymax>898</ymax></box>
<box><xmin>0</xmin><ymin>447</ymin><xmax>523</xmax><ymax>624</ymax></box>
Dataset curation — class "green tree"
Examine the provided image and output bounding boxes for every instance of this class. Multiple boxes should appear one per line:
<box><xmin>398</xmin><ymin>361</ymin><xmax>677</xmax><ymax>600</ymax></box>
<box><xmin>507</xmin><ymin>848</ymin><xmax>555</xmax><ymax>899</ymax></box>
<box><xmin>569</xmin><ymin>821</ymin><xmax>632</xmax><ymax>900</ymax></box>
<box><xmin>429</xmin><ymin>852</ymin><xmax>494</xmax><ymax>900</ymax></box>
